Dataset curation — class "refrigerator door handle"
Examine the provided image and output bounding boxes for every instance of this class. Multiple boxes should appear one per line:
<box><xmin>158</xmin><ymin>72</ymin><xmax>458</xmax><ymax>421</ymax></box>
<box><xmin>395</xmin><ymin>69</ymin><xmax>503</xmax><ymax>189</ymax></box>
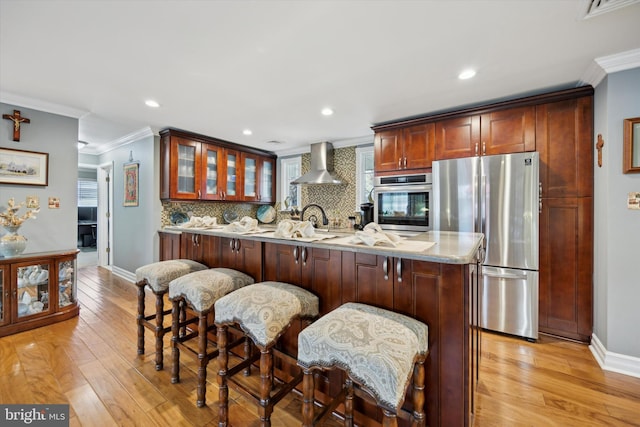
<box><xmin>480</xmin><ymin>175</ymin><xmax>486</xmax><ymax>237</ymax></box>
<box><xmin>482</xmin><ymin>266</ymin><xmax>528</xmax><ymax>279</ymax></box>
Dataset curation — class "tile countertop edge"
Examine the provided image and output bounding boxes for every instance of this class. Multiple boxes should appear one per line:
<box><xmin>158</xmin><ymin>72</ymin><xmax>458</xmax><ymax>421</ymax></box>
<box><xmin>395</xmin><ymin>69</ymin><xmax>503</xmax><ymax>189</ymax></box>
<box><xmin>161</xmin><ymin>226</ymin><xmax>484</xmax><ymax>265</ymax></box>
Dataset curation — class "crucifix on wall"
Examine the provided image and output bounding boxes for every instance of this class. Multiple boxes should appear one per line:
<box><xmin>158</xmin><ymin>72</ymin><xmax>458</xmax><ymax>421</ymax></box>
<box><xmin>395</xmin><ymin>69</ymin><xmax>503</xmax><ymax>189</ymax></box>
<box><xmin>2</xmin><ymin>110</ymin><xmax>31</xmax><ymax>141</ymax></box>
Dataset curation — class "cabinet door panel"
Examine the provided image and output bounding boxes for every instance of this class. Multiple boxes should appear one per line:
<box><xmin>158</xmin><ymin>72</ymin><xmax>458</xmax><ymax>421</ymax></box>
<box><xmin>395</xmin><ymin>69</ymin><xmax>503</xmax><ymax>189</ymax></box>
<box><xmin>169</xmin><ymin>137</ymin><xmax>201</xmax><ymax>200</ymax></box>
<box><xmin>263</xmin><ymin>242</ymin><xmax>301</xmax><ymax>284</ymax></box>
<box><xmin>259</xmin><ymin>156</ymin><xmax>275</xmax><ymax>203</ymax></box>
<box><xmin>352</xmin><ymin>253</ymin><xmax>393</xmax><ymax>309</ymax></box>
<box><xmin>480</xmin><ymin>107</ymin><xmax>535</xmax><ymax>155</ymax></box>
<box><xmin>242</xmin><ymin>153</ymin><xmax>259</xmax><ymax>201</ymax></box>
<box><xmin>304</xmin><ymin>248</ymin><xmax>342</xmax><ymax>313</ymax></box>
<box><xmin>223</xmin><ymin>149</ymin><xmax>241</xmax><ymax>201</ymax></box>
<box><xmin>435</xmin><ymin>116</ymin><xmax>480</xmax><ymax>160</ymax></box>
<box><xmin>235</xmin><ymin>238</ymin><xmax>263</xmax><ymax>282</ymax></box>
<box><xmin>159</xmin><ymin>232</ymin><xmax>181</xmax><ymax>261</ymax></box>
<box><xmin>537</xmin><ymin>97</ymin><xmax>593</xmax><ymax>198</ymax></box>
<box><xmin>374</xmin><ymin>131</ymin><xmax>402</xmax><ymax>172</ymax></box>
<box><xmin>539</xmin><ymin>197</ymin><xmax>593</xmax><ymax>341</ymax></box>
<box><xmin>404</xmin><ymin>123</ymin><xmax>435</xmax><ymax>170</ymax></box>
<box><xmin>0</xmin><ymin>266</ymin><xmax>7</xmax><ymax>326</ymax></box>
<box><xmin>201</xmin><ymin>143</ymin><xmax>223</xmax><ymax>200</ymax></box>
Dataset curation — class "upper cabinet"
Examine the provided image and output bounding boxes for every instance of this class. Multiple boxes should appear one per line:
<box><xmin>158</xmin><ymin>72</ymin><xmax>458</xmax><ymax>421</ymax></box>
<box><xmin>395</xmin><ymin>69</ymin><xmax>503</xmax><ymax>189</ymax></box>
<box><xmin>242</xmin><ymin>153</ymin><xmax>275</xmax><ymax>203</ymax></box>
<box><xmin>434</xmin><ymin>106</ymin><xmax>535</xmax><ymax>160</ymax></box>
<box><xmin>374</xmin><ymin>123</ymin><xmax>435</xmax><ymax>173</ymax></box>
<box><xmin>160</xmin><ymin>128</ymin><xmax>276</xmax><ymax>203</ymax></box>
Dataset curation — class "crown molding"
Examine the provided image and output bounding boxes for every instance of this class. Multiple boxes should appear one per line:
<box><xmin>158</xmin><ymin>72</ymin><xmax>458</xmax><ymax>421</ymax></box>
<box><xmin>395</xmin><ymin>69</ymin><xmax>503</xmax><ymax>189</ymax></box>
<box><xmin>579</xmin><ymin>48</ymin><xmax>640</xmax><ymax>87</ymax></box>
<box><xmin>84</xmin><ymin>126</ymin><xmax>154</xmax><ymax>156</ymax></box>
<box><xmin>0</xmin><ymin>91</ymin><xmax>88</xmax><ymax>118</ymax></box>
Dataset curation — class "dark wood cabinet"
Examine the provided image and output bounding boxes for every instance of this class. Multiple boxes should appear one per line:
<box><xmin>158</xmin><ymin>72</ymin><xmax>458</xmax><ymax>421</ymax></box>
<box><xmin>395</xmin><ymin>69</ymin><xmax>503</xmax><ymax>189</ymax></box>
<box><xmin>180</xmin><ymin>232</ymin><xmax>220</xmax><ymax>267</ymax></box>
<box><xmin>158</xmin><ymin>231</ymin><xmax>181</xmax><ymax>261</ymax></box>
<box><xmin>0</xmin><ymin>250</ymin><xmax>80</xmax><ymax>338</ymax></box>
<box><xmin>434</xmin><ymin>106</ymin><xmax>535</xmax><ymax>160</ymax></box>
<box><xmin>536</xmin><ymin>94</ymin><xmax>593</xmax><ymax>342</ymax></box>
<box><xmin>219</xmin><ymin>237</ymin><xmax>263</xmax><ymax>282</ymax></box>
<box><xmin>241</xmin><ymin>153</ymin><xmax>275</xmax><ymax>203</ymax></box>
<box><xmin>374</xmin><ymin>123</ymin><xmax>435</xmax><ymax>173</ymax></box>
<box><xmin>539</xmin><ymin>197</ymin><xmax>593</xmax><ymax>342</ymax></box>
<box><xmin>160</xmin><ymin>128</ymin><xmax>276</xmax><ymax>203</ymax></box>
<box><xmin>536</xmin><ymin>96</ymin><xmax>594</xmax><ymax>198</ymax></box>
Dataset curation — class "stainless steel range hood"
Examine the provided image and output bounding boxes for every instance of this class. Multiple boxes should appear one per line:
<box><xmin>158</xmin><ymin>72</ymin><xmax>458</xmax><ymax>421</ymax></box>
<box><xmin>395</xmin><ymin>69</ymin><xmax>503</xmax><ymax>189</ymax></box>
<box><xmin>291</xmin><ymin>142</ymin><xmax>342</xmax><ymax>185</ymax></box>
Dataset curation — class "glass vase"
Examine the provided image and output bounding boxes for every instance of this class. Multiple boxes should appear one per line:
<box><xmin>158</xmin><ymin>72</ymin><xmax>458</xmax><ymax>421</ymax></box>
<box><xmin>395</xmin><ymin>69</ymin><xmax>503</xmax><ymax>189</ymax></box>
<box><xmin>0</xmin><ymin>225</ymin><xmax>27</xmax><ymax>258</ymax></box>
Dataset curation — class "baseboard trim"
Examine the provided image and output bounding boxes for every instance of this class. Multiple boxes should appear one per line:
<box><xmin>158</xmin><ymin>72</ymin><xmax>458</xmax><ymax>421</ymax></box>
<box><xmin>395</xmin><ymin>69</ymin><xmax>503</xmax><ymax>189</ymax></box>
<box><xmin>590</xmin><ymin>334</ymin><xmax>640</xmax><ymax>379</ymax></box>
<box><xmin>111</xmin><ymin>266</ymin><xmax>135</xmax><ymax>283</ymax></box>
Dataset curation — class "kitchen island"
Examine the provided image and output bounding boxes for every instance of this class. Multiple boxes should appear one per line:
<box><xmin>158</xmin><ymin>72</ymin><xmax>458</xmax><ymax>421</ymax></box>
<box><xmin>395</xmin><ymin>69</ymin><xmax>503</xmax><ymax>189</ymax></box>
<box><xmin>159</xmin><ymin>227</ymin><xmax>483</xmax><ymax>427</ymax></box>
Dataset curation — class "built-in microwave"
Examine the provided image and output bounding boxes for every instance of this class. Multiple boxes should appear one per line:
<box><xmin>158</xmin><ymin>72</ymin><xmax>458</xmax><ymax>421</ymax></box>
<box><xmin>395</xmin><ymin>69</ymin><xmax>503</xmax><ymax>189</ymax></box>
<box><xmin>373</xmin><ymin>173</ymin><xmax>432</xmax><ymax>233</ymax></box>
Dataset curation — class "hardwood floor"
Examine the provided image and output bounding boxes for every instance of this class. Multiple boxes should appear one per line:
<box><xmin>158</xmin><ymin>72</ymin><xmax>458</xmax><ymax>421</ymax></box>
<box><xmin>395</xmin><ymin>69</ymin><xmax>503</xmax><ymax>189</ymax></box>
<box><xmin>1</xmin><ymin>266</ymin><xmax>639</xmax><ymax>426</ymax></box>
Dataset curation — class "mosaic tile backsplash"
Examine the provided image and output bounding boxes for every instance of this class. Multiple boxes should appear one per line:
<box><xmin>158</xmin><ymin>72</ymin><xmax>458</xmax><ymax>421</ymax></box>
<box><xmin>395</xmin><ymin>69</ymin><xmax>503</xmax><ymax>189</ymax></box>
<box><xmin>162</xmin><ymin>146</ymin><xmax>361</xmax><ymax>229</ymax></box>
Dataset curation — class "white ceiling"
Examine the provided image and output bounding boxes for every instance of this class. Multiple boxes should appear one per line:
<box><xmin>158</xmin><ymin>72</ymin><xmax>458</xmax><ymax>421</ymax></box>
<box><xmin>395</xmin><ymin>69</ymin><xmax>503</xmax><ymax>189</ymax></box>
<box><xmin>1</xmin><ymin>0</ymin><xmax>640</xmax><ymax>156</ymax></box>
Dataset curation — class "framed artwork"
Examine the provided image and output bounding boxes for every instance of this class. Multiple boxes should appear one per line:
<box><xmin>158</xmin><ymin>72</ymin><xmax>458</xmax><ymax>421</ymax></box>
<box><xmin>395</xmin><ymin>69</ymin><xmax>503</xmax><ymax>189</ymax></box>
<box><xmin>0</xmin><ymin>148</ymin><xmax>49</xmax><ymax>186</ymax></box>
<box><xmin>623</xmin><ymin>117</ymin><xmax>640</xmax><ymax>174</ymax></box>
<box><xmin>123</xmin><ymin>162</ymin><xmax>139</xmax><ymax>206</ymax></box>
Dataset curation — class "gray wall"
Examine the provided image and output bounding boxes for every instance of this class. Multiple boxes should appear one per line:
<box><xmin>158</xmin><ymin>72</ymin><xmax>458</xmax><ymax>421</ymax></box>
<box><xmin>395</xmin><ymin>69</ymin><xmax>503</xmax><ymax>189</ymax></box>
<box><xmin>0</xmin><ymin>103</ymin><xmax>78</xmax><ymax>253</ymax></box>
<box><xmin>97</xmin><ymin>134</ymin><xmax>161</xmax><ymax>273</ymax></box>
<box><xmin>593</xmin><ymin>67</ymin><xmax>640</xmax><ymax>357</ymax></box>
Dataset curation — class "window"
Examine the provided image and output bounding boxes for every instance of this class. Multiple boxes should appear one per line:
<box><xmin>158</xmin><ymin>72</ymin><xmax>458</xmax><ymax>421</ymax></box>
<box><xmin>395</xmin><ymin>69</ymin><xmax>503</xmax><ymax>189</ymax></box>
<box><xmin>356</xmin><ymin>145</ymin><xmax>374</xmax><ymax>208</ymax></box>
<box><xmin>280</xmin><ymin>156</ymin><xmax>301</xmax><ymax>209</ymax></box>
<box><xmin>78</xmin><ymin>179</ymin><xmax>98</xmax><ymax>207</ymax></box>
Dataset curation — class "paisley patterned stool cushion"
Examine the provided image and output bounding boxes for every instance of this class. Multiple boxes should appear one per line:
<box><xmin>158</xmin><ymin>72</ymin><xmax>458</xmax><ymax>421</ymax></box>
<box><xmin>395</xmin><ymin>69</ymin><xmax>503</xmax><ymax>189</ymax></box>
<box><xmin>134</xmin><ymin>259</ymin><xmax>208</xmax><ymax>371</ymax></box>
<box><xmin>168</xmin><ymin>267</ymin><xmax>255</xmax><ymax>408</ymax></box>
<box><xmin>214</xmin><ymin>281</ymin><xmax>319</xmax><ymax>426</ymax></box>
<box><xmin>298</xmin><ymin>302</ymin><xmax>429</xmax><ymax>424</ymax></box>
<box><xmin>136</xmin><ymin>259</ymin><xmax>207</xmax><ymax>293</ymax></box>
<box><xmin>168</xmin><ymin>268</ymin><xmax>255</xmax><ymax>313</ymax></box>
<box><xmin>214</xmin><ymin>281</ymin><xmax>319</xmax><ymax>349</ymax></box>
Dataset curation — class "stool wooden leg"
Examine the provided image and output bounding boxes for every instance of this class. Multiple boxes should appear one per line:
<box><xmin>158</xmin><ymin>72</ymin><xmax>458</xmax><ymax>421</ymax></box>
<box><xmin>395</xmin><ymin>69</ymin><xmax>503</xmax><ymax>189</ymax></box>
<box><xmin>259</xmin><ymin>348</ymin><xmax>273</xmax><ymax>426</ymax></box>
<box><xmin>196</xmin><ymin>313</ymin><xmax>208</xmax><ymax>408</ymax></box>
<box><xmin>154</xmin><ymin>291</ymin><xmax>165</xmax><ymax>371</ymax></box>
<box><xmin>411</xmin><ymin>358</ymin><xmax>426</xmax><ymax>427</ymax></box>
<box><xmin>217</xmin><ymin>325</ymin><xmax>229</xmax><ymax>426</ymax></box>
<box><xmin>302</xmin><ymin>368</ymin><xmax>315</xmax><ymax>427</ymax></box>
<box><xmin>136</xmin><ymin>281</ymin><xmax>146</xmax><ymax>355</ymax></box>
<box><xmin>243</xmin><ymin>336</ymin><xmax>252</xmax><ymax>376</ymax></box>
<box><xmin>345</xmin><ymin>378</ymin><xmax>354</xmax><ymax>427</ymax></box>
<box><xmin>179</xmin><ymin>300</ymin><xmax>187</xmax><ymax>337</ymax></box>
<box><xmin>382</xmin><ymin>410</ymin><xmax>398</xmax><ymax>427</ymax></box>
<box><xmin>171</xmin><ymin>298</ymin><xmax>181</xmax><ymax>384</ymax></box>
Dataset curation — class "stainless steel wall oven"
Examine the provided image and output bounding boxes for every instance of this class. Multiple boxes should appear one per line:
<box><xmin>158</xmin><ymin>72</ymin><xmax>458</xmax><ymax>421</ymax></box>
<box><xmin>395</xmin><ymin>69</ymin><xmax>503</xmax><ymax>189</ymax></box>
<box><xmin>373</xmin><ymin>173</ymin><xmax>432</xmax><ymax>233</ymax></box>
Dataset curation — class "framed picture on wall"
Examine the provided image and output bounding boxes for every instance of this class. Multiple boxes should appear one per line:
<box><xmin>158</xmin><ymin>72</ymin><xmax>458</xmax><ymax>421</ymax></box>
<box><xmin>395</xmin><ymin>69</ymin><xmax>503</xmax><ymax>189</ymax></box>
<box><xmin>123</xmin><ymin>162</ymin><xmax>139</xmax><ymax>206</ymax></box>
<box><xmin>0</xmin><ymin>148</ymin><xmax>49</xmax><ymax>186</ymax></box>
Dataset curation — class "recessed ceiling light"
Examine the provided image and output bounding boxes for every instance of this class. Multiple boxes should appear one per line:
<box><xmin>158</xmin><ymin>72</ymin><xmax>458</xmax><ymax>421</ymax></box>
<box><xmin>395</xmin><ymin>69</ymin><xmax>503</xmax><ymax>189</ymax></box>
<box><xmin>243</xmin><ymin>129</ymin><xmax>253</xmax><ymax>136</ymax></box>
<box><xmin>458</xmin><ymin>69</ymin><xmax>476</xmax><ymax>80</ymax></box>
<box><xmin>145</xmin><ymin>99</ymin><xmax>160</xmax><ymax>108</ymax></box>
<box><xmin>321</xmin><ymin>107</ymin><xmax>334</xmax><ymax>116</ymax></box>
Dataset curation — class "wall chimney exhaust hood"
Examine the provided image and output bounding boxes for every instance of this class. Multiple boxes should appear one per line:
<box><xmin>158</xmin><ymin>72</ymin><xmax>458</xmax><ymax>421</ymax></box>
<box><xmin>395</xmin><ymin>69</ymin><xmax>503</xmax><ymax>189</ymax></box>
<box><xmin>291</xmin><ymin>142</ymin><xmax>342</xmax><ymax>185</ymax></box>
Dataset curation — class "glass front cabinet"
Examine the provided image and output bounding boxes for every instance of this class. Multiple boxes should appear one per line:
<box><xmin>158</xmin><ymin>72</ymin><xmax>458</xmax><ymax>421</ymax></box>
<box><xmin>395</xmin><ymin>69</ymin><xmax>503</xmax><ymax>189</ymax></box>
<box><xmin>0</xmin><ymin>250</ymin><xmax>79</xmax><ymax>337</ymax></box>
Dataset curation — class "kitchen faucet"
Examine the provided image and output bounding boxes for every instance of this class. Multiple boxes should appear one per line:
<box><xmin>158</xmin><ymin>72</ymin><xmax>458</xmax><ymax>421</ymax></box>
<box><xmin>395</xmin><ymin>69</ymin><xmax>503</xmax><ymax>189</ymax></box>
<box><xmin>300</xmin><ymin>203</ymin><xmax>329</xmax><ymax>228</ymax></box>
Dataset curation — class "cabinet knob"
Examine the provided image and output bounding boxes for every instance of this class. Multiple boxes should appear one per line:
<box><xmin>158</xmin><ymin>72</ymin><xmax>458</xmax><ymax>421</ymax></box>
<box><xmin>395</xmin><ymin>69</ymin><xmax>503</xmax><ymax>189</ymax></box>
<box><xmin>482</xmin><ymin>141</ymin><xmax>486</xmax><ymax>155</ymax></box>
<box><xmin>301</xmin><ymin>247</ymin><xmax>307</xmax><ymax>265</ymax></box>
<box><xmin>293</xmin><ymin>246</ymin><xmax>299</xmax><ymax>264</ymax></box>
<box><xmin>403</xmin><ymin>157</ymin><xmax>407</xmax><ymax>168</ymax></box>
<box><xmin>398</xmin><ymin>158</ymin><xmax>402</xmax><ymax>169</ymax></box>
<box><xmin>235</xmin><ymin>239</ymin><xmax>240</xmax><ymax>252</ymax></box>
<box><xmin>475</xmin><ymin>142</ymin><xmax>479</xmax><ymax>156</ymax></box>
<box><xmin>229</xmin><ymin>239</ymin><xmax>235</xmax><ymax>251</ymax></box>
<box><xmin>396</xmin><ymin>258</ymin><xmax>403</xmax><ymax>283</ymax></box>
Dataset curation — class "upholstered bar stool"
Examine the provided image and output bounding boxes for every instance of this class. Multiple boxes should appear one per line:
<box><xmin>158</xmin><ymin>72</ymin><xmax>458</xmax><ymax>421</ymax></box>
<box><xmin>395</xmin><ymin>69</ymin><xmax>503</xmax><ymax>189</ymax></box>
<box><xmin>135</xmin><ymin>259</ymin><xmax>208</xmax><ymax>370</ymax></box>
<box><xmin>168</xmin><ymin>267</ymin><xmax>255</xmax><ymax>408</ymax></box>
<box><xmin>215</xmin><ymin>281</ymin><xmax>319</xmax><ymax>427</ymax></box>
<box><xmin>298</xmin><ymin>302</ymin><xmax>429</xmax><ymax>427</ymax></box>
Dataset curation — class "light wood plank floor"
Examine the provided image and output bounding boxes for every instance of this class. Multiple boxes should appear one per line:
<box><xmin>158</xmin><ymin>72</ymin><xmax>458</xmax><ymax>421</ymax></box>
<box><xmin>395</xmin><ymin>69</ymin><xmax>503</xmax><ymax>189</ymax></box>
<box><xmin>1</xmin><ymin>266</ymin><xmax>639</xmax><ymax>426</ymax></box>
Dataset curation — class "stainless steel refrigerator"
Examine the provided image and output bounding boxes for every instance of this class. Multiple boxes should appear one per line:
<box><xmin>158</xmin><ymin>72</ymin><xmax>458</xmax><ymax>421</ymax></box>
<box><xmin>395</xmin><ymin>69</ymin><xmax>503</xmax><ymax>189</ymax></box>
<box><xmin>433</xmin><ymin>152</ymin><xmax>539</xmax><ymax>340</ymax></box>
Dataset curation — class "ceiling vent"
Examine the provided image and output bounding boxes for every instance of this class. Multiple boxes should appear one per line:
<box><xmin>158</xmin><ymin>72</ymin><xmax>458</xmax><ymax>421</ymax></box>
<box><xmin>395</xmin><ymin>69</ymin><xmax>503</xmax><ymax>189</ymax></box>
<box><xmin>582</xmin><ymin>0</ymin><xmax>640</xmax><ymax>19</ymax></box>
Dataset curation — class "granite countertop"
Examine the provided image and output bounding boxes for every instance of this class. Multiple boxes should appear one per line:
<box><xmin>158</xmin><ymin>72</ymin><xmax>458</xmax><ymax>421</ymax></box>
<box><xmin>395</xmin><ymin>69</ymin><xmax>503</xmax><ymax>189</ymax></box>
<box><xmin>161</xmin><ymin>225</ymin><xmax>483</xmax><ymax>265</ymax></box>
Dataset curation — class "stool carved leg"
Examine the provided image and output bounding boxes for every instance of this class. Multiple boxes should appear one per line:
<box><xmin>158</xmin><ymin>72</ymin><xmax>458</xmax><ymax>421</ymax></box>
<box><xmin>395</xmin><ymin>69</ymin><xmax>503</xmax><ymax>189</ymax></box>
<box><xmin>196</xmin><ymin>313</ymin><xmax>208</xmax><ymax>408</ymax></box>
<box><xmin>217</xmin><ymin>325</ymin><xmax>229</xmax><ymax>427</ymax></box>
<box><xmin>136</xmin><ymin>281</ymin><xmax>146</xmax><ymax>355</ymax></box>
<box><xmin>302</xmin><ymin>369</ymin><xmax>315</xmax><ymax>427</ymax></box>
<box><xmin>154</xmin><ymin>291</ymin><xmax>166</xmax><ymax>370</ymax></box>
<box><xmin>382</xmin><ymin>410</ymin><xmax>398</xmax><ymax>427</ymax></box>
<box><xmin>345</xmin><ymin>378</ymin><xmax>354</xmax><ymax>427</ymax></box>
<box><xmin>171</xmin><ymin>299</ymin><xmax>181</xmax><ymax>384</ymax></box>
<box><xmin>412</xmin><ymin>357</ymin><xmax>426</xmax><ymax>427</ymax></box>
<box><xmin>244</xmin><ymin>337</ymin><xmax>252</xmax><ymax>376</ymax></box>
<box><xmin>259</xmin><ymin>348</ymin><xmax>273</xmax><ymax>426</ymax></box>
